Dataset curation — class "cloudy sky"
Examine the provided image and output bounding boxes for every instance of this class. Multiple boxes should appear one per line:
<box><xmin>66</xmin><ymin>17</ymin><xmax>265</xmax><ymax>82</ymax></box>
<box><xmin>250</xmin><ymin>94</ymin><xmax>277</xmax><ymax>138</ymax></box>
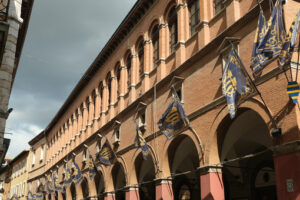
<box><xmin>5</xmin><ymin>0</ymin><xmax>137</xmax><ymax>158</ymax></box>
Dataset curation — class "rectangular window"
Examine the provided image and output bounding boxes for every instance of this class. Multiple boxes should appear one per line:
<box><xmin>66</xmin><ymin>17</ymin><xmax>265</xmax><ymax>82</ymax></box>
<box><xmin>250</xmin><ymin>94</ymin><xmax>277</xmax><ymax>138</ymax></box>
<box><xmin>32</xmin><ymin>150</ymin><xmax>36</xmax><ymax>166</ymax></box>
<box><xmin>214</xmin><ymin>0</ymin><xmax>225</xmax><ymax>15</ymax></box>
<box><xmin>189</xmin><ymin>0</ymin><xmax>200</xmax><ymax>36</ymax></box>
<box><xmin>40</xmin><ymin>145</ymin><xmax>44</xmax><ymax>162</ymax></box>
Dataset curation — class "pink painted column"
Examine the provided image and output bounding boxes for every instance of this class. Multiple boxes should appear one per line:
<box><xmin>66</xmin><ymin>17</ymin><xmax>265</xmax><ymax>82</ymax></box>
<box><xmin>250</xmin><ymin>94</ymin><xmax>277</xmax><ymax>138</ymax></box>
<box><xmin>155</xmin><ymin>178</ymin><xmax>173</xmax><ymax>200</ymax></box>
<box><xmin>274</xmin><ymin>151</ymin><xmax>300</xmax><ymax>200</ymax></box>
<box><xmin>125</xmin><ymin>186</ymin><xmax>139</xmax><ymax>200</ymax></box>
<box><xmin>104</xmin><ymin>193</ymin><xmax>115</xmax><ymax>200</ymax></box>
<box><xmin>200</xmin><ymin>170</ymin><xmax>225</xmax><ymax>200</ymax></box>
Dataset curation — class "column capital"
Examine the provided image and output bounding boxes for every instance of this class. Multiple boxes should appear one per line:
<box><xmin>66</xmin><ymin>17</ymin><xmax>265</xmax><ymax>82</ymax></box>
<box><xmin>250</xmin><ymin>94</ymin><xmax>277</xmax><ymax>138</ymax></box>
<box><xmin>154</xmin><ymin>177</ymin><xmax>172</xmax><ymax>185</ymax></box>
<box><xmin>198</xmin><ymin>165</ymin><xmax>223</xmax><ymax>175</ymax></box>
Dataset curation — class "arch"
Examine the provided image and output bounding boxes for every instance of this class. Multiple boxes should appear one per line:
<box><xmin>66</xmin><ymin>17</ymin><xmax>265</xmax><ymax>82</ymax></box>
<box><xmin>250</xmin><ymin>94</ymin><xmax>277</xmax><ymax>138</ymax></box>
<box><xmin>70</xmin><ymin>182</ymin><xmax>76</xmax><ymax>200</ymax></box>
<box><xmin>135</xmin><ymin>36</ymin><xmax>144</xmax><ymax>79</ymax></box>
<box><xmin>134</xmin><ymin>152</ymin><xmax>156</xmax><ymax>200</ymax></box>
<box><xmin>124</xmin><ymin>50</ymin><xmax>132</xmax><ymax>90</ymax></box>
<box><xmin>94</xmin><ymin>170</ymin><xmax>105</xmax><ymax>200</ymax></box>
<box><xmin>98</xmin><ymin>81</ymin><xmax>104</xmax><ymax>113</ymax></box>
<box><xmin>167</xmin><ymin>5</ymin><xmax>178</xmax><ymax>54</ymax></box>
<box><xmin>211</xmin><ymin>106</ymin><xmax>275</xmax><ymax>199</ymax></box>
<box><xmin>81</xmin><ymin>177</ymin><xmax>89</xmax><ymax>198</ymax></box>
<box><xmin>148</xmin><ymin>19</ymin><xmax>159</xmax><ymax>40</ymax></box>
<box><xmin>206</xmin><ymin>98</ymin><xmax>275</xmax><ymax>165</ymax></box>
<box><xmin>151</xmin><ymin>22</ymin><xmax>160</xmax><ymax>69</ymax></box>
<box><xmin>166</xmin><ymin>134</ymin><xmax>201</xmax><ymax>200</ymax></box>
<box><xmin>163</xmin><ymin>0</ymin><xmax>177</xmax><ymax>23</ymax></box>
<box><xmin>111</xmin><ymin>161</ymin><xmax>127</xmax><ymax>200</ymax></box>
<box><xmin>128</xmin><ymin>143</ymin><xmax>159</xmax><ymax>185</ymax></box>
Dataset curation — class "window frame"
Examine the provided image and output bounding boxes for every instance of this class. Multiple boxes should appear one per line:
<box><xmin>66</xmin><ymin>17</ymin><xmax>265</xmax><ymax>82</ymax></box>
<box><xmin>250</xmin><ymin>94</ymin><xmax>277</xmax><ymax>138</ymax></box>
<box><xmin>168</xmin><ymin>6</ymin><xmax>178</xmax><ymax>54</ymax></box>
<box><xmin>188</xmin><ymin>0</ymin><xmax>200</xmax><ymax>36</ymax></box>
<box><xmin>151</xmin><ymin>25</ymin><xmax>160</xmax><ymax>68</ymax></box>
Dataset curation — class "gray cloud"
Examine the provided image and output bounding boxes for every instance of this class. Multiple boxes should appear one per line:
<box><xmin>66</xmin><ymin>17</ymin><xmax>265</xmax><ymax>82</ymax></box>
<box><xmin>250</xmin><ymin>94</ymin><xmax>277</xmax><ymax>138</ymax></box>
<box><xmin>6</xmin><ymin>0</ymin><xmax>137</xmax><ymax>157</ymax></box>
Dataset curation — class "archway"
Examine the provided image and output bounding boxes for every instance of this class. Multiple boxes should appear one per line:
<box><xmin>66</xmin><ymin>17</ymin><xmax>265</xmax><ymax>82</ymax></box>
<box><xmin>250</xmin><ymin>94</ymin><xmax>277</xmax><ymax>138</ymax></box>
<box><xmin>135</xmin><ymin>152</ymin><xmax>156</xmax><ymax>200</ymax></box>
<box><xmin>112</xmin><ymin>162</ymin><xmax>126</xmax><ymax>200</ymax></box>
<box><xmin>168</xmin><ymin>134</ymin><xmax>200</xmax><ymax>200</ymax></box>
<box><xmin>94</xmin><ymin>171</ymin><xmax>105</xmax><ymax>200</ymax></box>
<box><xmin>219</xmin><ymin>109</ymin><xmax>276</xmax><ymax>200</ymax></box>
<box><xmin>55</xmin><ymin>192</ymin><xmax>58</xmax><ymax>200</ymax></box>
<box><xmin>70</xmin><ymin>182</ymin><xmax>76</xmax><ymax>200</ymax></box>
<box><xmin>81</xmin><ymin>177</ymin><xmax>89</xmax><ymax>198</ymax></box>
<box><xmin>47</xmin><ymin>194</ymin><xmax>51</xmax><ymax>200</ymax></box>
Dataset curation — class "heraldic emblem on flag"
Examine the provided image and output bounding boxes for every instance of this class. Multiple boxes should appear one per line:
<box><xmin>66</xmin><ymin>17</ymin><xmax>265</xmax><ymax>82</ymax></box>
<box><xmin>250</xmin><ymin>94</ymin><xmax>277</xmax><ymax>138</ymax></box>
<box><xmin>96</xmin><ymin>139</ymin><xmax>116</xmax><ymax>166</ymax></box>
<box><xmin>88</xmin><ymin>153</ymin><xmax>98</xmax><ymax>180</ymax></box>
<box><xmin>63</xmin><ymin>168</ymin><xmax>72</xmax><ymax>187</ymax></box>
<box><xmin>54</xmin><ymin>176</ymin><xmax>64</xmax><ymax>192</ymax></box>
<box><xmin>73</xmin><ymin>161</ymin><xmax>83</xmax><ymax>184</ymax></box>
<box><xmin>222</xmin><ymin>46</ymin><xmax>256</xmax><ymax>118</ymax></box>
<box><xmin>251</xmin><ymin>0</ymin><xmax>286</xmax><ymax>77</ymax></box>
<box><xmin>278</xmin><ymin>10</ymin><xmax>300</xmax><ymax>69</ymax></box>
<box><xmin>158</xmin><ymin>100</ymin><xmax>187</xmax><ymax>140</ymax></box>
<box><xmin>134</xmin><ymin>125</ymin><xmax>150</xmax><ymax>159</ymax></box>
<box><xmin>26</xmin><ymin>192</ymin><xmax>34</xmax><ymax>200</ymax></box>
<box><xmin>46</xmin><ymin>179</ymin><xmax>55</xmax><ymax>194</ymax></box>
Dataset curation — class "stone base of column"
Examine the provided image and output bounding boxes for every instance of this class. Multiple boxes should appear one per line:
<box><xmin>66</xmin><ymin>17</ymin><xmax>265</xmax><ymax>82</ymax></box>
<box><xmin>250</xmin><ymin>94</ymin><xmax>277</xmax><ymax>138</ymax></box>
<box><xmin>200</xmin><ymin>166</ymin><xmax>224</xmax><ymax>200</ymax></box>
<box><xmin>125</xmin><ymin>185</ymin><xmax>139</xmax><ymax>200</ymax></box>
<box><xmin>155</xmin><ymin>178</ymin><xmax>173</xmax><ymax>200</ymax></box>
<box><xmin>274</xmin><ymin>142</ymin><xmax>300</xmax><ymax>200</ymax></box>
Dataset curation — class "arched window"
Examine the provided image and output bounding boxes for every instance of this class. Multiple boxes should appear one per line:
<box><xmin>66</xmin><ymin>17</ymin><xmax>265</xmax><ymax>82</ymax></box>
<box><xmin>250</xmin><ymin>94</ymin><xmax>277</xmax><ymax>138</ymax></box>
<box><xmin>137</xmin><ymin>40</ymin><xmax>144</xmax><ymax>77</ymax></box>
<box><xmin>99</xmin><ymin>82</ymin><xmax>104</xmax><ymax>112</ymax></box>
<box><xmin>106</xmin><ymin>73</ymin><xmax>112</xmax><ymax>106</ymax></box>
<box><xmin>168</xmin><ymin>6</ymin><xmax>178</xmax><ymax>54</ymax></box>
<box><xmin>188</xmin><ymin>0</ymin><xmax>200</xmax><ymax>36</ymax></box>
<box><xmin>126</xmin><ymin>53</ymin><xmax>132</xmax><ymax>89</ymax></box>
<box><xmin>151</xmin><ymin>24</ymin><xmax>159</xmax><ymax>68</ymax></box>
<box><xmin>115</xmin><ymin>63</ymin><xmax>121</xmax><ymax>97</ymax></box>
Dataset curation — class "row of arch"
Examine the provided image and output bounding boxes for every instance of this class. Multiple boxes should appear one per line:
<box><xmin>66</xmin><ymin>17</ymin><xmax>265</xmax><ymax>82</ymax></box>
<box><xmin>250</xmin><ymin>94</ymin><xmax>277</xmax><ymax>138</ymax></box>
<box><xmin>47</xmin><ymin>0</ymin><xmax>201</xmax><ymax>166</ymax></box>
<box><xmin>44</xmin><ymin>103</ymin><xmax>277</xmax><ymax>200</ymax></box>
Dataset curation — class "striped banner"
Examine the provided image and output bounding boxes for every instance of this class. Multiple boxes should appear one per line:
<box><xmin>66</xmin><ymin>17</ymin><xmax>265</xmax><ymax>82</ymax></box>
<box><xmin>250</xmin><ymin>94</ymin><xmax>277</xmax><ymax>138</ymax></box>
<box><xmin>287</xmin><ymin>81</ymin><xmax>300</xmax><ymax>103</ymax></box>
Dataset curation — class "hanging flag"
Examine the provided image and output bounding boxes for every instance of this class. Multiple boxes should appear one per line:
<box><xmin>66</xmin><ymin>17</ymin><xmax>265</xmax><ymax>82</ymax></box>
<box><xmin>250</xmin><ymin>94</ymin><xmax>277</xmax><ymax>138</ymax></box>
<box><xmin>250</xmin><ymin>7</ymin><xmax>268</xmax><ymax>77</ymax></box>
<box><xmin>26</xmin><ymin>192</ymin><xmax>35</xmax><ymax>200</ymax></box>
<box><xmin>222</xmin><ymin>45</ymin><xmax>256</xmax><ymax>118</ymax></box>
<box><xmin>287</xmin><ymin>81</ymin><xmax>300</xmax><ymax>103</ymax></box>
<box><xmin>134</xmin><ymin>125</ymin><xmax>150</xmax><ymax>159</ymax></box>
<box><xmin>46</xmin><ymin>179</ymin><xmax>55</xmax><ymax>194</ymax></box>
<box><xmin>73</xmin><ymin>160</ymin><xmax>83</xmax><ymax>184</ymax></box>
<box><xmin>96</xmin><ymin>139</ymin><xmax>116</xmax><ymax>166</ymax></box>
<box><xmin>63</xmin><ymin>168</ymin><xmax>72</xmax><ymax>188</ymax></box>
<box><xmin>35</xmin><ymin>193</ymin><xmax>43</xmax><ymax>200</ymax></box>
<box><xmin>158</xmin><ymin>100</ymin><xmax>188</xmax><ymax>140</ymax></box>
<box><xmin>88</xmin><ymin>153</ymin><xmax>98</xmax><ymax>180</ymax></box>
<box><xmin>35</xmin><ymin>184</ymin><xmax>44</xmax><ymax>200</ymax></box>
<box><xmin>251</xmin><ymin>0</ymin><xmax>286</xmax><ymax>77</ymax></box>
<box><xmin>278</xmin><ymin>10</ymin><xmax>300</xmax><ymax>69</ymax></box>
<box><xmin>10</xmin><ymin>195</ymin><xmax>18</xmax><ymax>200</ymax></box>
<box><xmin>54</xmin><ymin>176</ymin><xmax>64</xmax><ymax>192</ymax></box>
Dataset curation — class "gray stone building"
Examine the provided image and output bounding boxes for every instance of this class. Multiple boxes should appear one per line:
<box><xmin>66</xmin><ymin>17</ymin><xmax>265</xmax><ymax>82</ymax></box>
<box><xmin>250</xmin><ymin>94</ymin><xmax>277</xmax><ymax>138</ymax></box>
<box><xmin>0</xmin><ymin>0</ymin><xmax>34</xmax><ymax>165</ymax></box>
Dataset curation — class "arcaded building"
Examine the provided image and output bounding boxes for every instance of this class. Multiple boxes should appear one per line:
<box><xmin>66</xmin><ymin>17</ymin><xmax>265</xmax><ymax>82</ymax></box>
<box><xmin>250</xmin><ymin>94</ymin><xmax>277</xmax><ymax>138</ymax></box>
<box><xmin>32</xmin><ymin>0</ymin><xmax>300</xmax><ymax>199</ymax></box>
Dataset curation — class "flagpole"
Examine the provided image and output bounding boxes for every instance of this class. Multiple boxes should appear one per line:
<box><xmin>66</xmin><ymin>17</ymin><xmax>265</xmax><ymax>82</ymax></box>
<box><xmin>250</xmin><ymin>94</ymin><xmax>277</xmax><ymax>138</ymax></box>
<box><xmin>231</xmin><ymin>44</ymin><xmax>280</xmax><ymax>129</ymax></box>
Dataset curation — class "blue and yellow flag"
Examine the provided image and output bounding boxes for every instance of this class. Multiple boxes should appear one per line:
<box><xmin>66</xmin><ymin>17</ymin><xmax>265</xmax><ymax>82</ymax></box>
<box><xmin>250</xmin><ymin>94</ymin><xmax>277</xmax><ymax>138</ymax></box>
<box><xmin>251</xmin><ymin>0</ymin><xmax>286</xmax><ymax>77</ymax></box>
<box><xmin>88</xmin><ymin>153</ymin><xmax>98</xmax><ymax>180</ymax></box>
<box><xmin>158</xmin><ymin>100</ymin><xmax>187</xmax><ymax>140</ymax></box>
<box><xmin>54</xmin><ymin>176</ymin><xmax>64</xmax><ymax>192</ymax></box>
<box><xmin>35</xmin><ymin>193</ymin><xmax>43</xmax><ymax>200</ymax></box>
<box><xmin>73</xmin><ymin>160</ymin><xmax>83</xmax><ymax>184</ymax></box>
<box><xmin>96</xmin><ymin>139</ymin><xmax>116</xmax><ymax>166</ymax></box>
<box><xmin>46</xmin><ymin>179</ymin><xmax>55</xmax><ymax>194</ymax></box>
<box><xmin>63</xmin><ymin>168</ymin><xmax>72</xmax><ymax>188</ymax></box>
<box><xmin>10</xmin><ymin>195</ymin><xmax>18</xmax><ymax>200</ymax></box>
<box><xmin>26</xmin><ymin>192</ymin><xmax>35</xmax><ymax>200</ymax></box>
<box><xmin>222</xmin><ymin>46</ymin><xmax>256</xmax><ymax>118</ymax></box>
<box><xmin>278</xmin><ymin>10</ymin><xmax>300</xmax><ymax>69</ymax></box>
<box><xmin>134</xmin><ymin>125</ymin><xmax>150</xmax><ymax>159</ymax></box>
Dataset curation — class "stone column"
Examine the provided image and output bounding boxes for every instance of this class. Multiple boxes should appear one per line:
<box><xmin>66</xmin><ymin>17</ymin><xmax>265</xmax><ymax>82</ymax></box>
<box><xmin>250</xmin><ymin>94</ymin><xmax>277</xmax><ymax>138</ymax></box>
<box><xmin>130</xmin><ymin>49</ymin><xmax>137</xmax><ymax>103</ymax></box>
<box><xmin>101</xmin><ymin>84</ymin><xmax>108</xmax><ymax>126</ymax></box>
<box><xmin>72</xmin><ymin>113</ymin><xmax>77</xmax><ymax>149</ymax></box>
<box><xmin>125</xmin><ymin>186</ymin><xmax>139</xmax><ymax>200</ymax></box>
<box><xmin>200</xmin><ymin>166</ymin><xmax>225</xmax><ymax>200</ymax></box>
<box><xmin>143</xmin><ymin>36</ymin><xmax>151</xmax><ymax>93</ymax></box>
<box><xmin>75</xmin><ymin>183</ymin><xmax>83</xmax><ymax>200</ymax></box>
<box><xmin>197</xmin><ymin>0</ymin><xmax>211</xmax><ymax>49</ymax></box>
<box><xmin>109</xmin><ymin>71</ymin><xmax>117</xmax><ymax>120</ymax></box>
<box><xmin>155</xmin><ymin>178</ymin><xmax>173</xmax><ymax>200</ymax></box>
<box><xmin>104</xmin><ymin>193</ymin><xmax>115</xmax><ymax>200</ymax></box>
<box><xmin>175</xmin><ymin>1</ymin><xmax>187</xmax><ymax>67</ymax></box>
<box><xmin>93</xmin><ymin>88</ymin><xmax>101</xmax><ymax>132</ymax></box>
<box><xmin>273</xmin><ymin>142</ymin><xmax>300</xmax><ymax>200</ymax></box>
<box><xmin>87</xmin><ymin>95</ymin><xmax>94</xmax><ymax>136</ymax></box>
<box><xmin>67</xmin><ymin>118</ymin><xmax>72</xmax><ymax>153</ymax></box>
<box><xmin>76</xmin><ymin>107</ymin><xmax>82</xmax><ymax>146</ymax></box>
<box><xmin>119</xmin><ymin>64</ymin><xmax>126</xmax><ymax>111</ymax></box>
<box><xmin>157</xmin><ymin>21</ymin><xmax>167</xmax><ymax>81</ymax></box>
<box><xmin>82</xmin><ymin>101</ymin><xmax>88</xmax><ymax>134</ymax></box>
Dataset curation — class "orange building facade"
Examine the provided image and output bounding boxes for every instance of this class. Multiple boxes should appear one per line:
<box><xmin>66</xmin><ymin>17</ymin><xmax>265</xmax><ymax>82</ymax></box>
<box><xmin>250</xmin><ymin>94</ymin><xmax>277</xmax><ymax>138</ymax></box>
<box><xmin>28</xmin><ymin>0</ymin><xmax>300</xmax><ymax>199</ymax></box>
